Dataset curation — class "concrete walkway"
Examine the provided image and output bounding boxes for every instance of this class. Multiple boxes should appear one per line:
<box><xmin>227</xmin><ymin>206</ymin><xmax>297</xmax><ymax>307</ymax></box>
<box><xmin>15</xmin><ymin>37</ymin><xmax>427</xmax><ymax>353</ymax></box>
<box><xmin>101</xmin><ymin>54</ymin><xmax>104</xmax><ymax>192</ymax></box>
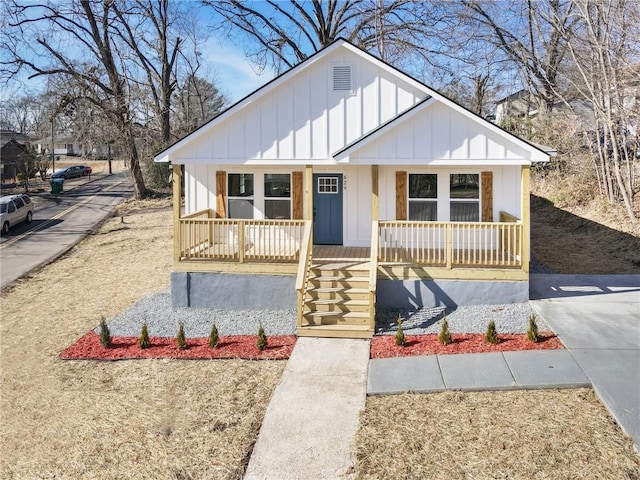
<box><xmin>244</xmin><ymin>338</ymin><xmax>369</xmax><ymax>480</ymax></box>
<box><xmin>530</xmin><ymin>274</ymin><xmax>640</xmax><ymax>451</ymax></box>
<box><xmin>368</xmin><ymin>349</ymin><xmax>589</xmax><ymax>394</ymax></box>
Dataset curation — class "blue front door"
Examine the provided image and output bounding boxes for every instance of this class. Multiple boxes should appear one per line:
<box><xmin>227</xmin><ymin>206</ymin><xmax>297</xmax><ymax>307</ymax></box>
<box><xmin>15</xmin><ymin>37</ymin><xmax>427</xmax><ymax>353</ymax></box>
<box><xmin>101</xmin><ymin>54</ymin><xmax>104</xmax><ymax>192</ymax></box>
<box><xmin>313</xmin><ymin>174</ymin><xmax>343</xmax><ymax>245</ymax></box>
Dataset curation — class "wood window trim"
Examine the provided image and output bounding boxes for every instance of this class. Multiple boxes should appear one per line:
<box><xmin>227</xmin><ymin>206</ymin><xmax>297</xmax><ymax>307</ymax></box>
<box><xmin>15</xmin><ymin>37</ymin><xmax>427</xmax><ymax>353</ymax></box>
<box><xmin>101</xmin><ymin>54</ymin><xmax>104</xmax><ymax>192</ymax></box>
<box><xmin>292</xmin><ymin>171</ymin><xmax>303</xmax><ymax>219</ymax></box>
<box><xmin>481</xmin><ymin>171</ymin><xmax>493</xmax><ymax>222</ymax></box>
<box><xmin>396</xmin><ymin>171</ymin><xmax>407</xmax><ymax>221</ymax></box>
<box><xmin>216</xmin><ymin>171</ymin><xmax>226</xmax><ymax>218</ymax></box>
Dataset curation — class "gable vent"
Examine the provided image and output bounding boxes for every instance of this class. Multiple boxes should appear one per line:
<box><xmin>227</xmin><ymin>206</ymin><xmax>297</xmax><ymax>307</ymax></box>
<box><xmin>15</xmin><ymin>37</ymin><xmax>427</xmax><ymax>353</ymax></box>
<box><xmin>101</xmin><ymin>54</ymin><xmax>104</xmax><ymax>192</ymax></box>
<box><xmin>333</xmin><ymin>65</ymin><xmax>352</xmax><ymax>91</ymax></box>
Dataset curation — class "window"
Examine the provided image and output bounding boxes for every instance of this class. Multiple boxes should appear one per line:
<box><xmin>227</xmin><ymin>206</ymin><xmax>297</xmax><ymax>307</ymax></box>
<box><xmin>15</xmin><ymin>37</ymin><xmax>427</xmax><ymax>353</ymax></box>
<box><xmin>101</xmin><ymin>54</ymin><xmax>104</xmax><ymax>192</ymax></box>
<box><xmin>450</xmin><ymin>174</ymin><xmax>479</xmax><ymax>221</ymax></box>
<box><xmin>317</xmin><ymin>177</ymin><xmax>339</xmax><ymax>194</ymax></box>
<box><xmin>264</xmin><ymin>174</ymin><xmax>291</xmax><ymax>219</ymax></box>
<box><xmin>13</xmin><ymin>197</ymin><xmax>25</xmax><ymax>209</ymax></box>
<box><xmin>408</xmin><ymin>174</ymin><xmax>437</xmax><ymax>221</ymax></box>
<box><xmin>227</xmin><ymin>173</ymin><xmax>254</xmax><ymax>219</ymax></box>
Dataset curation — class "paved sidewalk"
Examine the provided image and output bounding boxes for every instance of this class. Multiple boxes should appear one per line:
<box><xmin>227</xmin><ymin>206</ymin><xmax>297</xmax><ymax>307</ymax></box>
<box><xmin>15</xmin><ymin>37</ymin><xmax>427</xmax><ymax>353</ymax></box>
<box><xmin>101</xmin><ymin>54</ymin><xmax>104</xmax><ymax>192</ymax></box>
<box><xmin>244</xmin><ymin>337</ymin><xmax>369</xmax><ymax>480</ymax></box>
<box><xmin>368</xmin><ymin>349</ymin><xmax>589</xmax><ymax>394</ymax></box>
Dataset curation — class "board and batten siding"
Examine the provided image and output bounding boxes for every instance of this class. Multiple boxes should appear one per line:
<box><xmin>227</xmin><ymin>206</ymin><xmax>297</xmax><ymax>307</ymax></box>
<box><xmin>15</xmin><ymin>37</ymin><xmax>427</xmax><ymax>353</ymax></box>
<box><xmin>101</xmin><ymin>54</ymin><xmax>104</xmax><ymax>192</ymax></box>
<box><xmin>170</xmin><ymin>49</ymin><xmax>427</xmax><ymax>164</ymax></box>
<box><xmin>348</xmin><ymin>101</ymin><xmax>535</xmax><ymax>164</ymax></box>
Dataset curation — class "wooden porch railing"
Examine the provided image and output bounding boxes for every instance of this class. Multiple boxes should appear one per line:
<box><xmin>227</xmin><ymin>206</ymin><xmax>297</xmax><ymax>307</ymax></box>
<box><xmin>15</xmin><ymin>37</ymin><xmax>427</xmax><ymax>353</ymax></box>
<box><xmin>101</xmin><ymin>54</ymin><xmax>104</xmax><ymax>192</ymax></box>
<box><xmin>178</xmin><ymin>209</ymin><xmax>307</xmax><ymax>263</ymax></box>
<box><xmin>378</xmin><ymin>217</ymin><xmax>523</xmax><ymax>268</ymax></box>
<box><xmin>295</xmin><ymin>221</ymin><xmax>313</xmax><ymax>330</ymax></box>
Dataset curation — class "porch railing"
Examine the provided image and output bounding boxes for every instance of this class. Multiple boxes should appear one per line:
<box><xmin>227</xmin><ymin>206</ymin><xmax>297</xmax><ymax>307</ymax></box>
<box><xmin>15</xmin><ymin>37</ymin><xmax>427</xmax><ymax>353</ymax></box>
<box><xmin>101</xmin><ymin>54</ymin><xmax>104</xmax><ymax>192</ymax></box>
<box><xmin>378</xmin><ymin>217</ymin><xmax>523</xmax><ymax>268</ymax></box>
<box><xmin>295</xmin><ymin>222</ymin><xmax>313</xmax><ymax>330</ymax></box>
<box><xmin>178</xmin><ymin>209</ymin><xmax>306</xmax><ymax>263</ymax></box>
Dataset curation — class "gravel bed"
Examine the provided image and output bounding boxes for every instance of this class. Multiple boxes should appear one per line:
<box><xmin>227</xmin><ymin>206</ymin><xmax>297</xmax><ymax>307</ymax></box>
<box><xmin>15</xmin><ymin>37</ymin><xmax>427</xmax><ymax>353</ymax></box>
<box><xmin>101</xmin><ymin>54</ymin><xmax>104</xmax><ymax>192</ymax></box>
<box><xmin>375</xmin><ymin>303</ymin><xmax>548</xmax><ymax>335</ymax></box>
<box><xmin>98</xmin><ymin>290</ymin><xmax>297</xmax><ymax>338</ymax></box>
<box><xmin>99</xmin><ymin>290</ymin><xmax>548</xmax><ymax>338</ymax></box>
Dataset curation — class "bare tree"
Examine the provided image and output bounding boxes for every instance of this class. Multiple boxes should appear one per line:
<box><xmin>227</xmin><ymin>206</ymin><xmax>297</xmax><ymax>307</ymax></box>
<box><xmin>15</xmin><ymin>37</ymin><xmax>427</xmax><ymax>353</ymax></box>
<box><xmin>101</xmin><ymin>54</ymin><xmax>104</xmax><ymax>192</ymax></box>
<box><xmin>206</xmin><ymin>0</ymin><xmax>452</xmax><ymax>74</ymax></box>
<box><xmin>3</xmin><ymin>1</ymin><xmax>149</xmax><ymax>197</ymax></box>
<box><xmin>559</xmin><ymin>0</ymin><xmax>639</xmax><ymax>220</ymax></box>
<box><xmin>461</xmin><ymin>0</ymin><xmax>577</xmax><ymax>114</ymax></box>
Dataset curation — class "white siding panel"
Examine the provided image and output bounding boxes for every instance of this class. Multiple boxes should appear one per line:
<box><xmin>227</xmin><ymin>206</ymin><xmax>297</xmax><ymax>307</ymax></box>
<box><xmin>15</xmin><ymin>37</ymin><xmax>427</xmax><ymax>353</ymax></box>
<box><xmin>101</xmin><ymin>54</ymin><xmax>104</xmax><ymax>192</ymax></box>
<box><xmin>396</xmin><ymin>118</ymin><xmax>414</xmax><ymax>159</ymax></box>
<box><xmin>211</xmin><ymin>125</ymin><xmax>227</xmax><ymax>159</ymax></box>
<box><xmin>431</xmin><ymin>104</ymin><xmax>451</xmax><ymax>159</ymax></box>
<box><xmin>380</xmin><ymin>75</ymin><xmax>397</xmax><ymax>122</ymax></box>
<box><xmin>293</xmin><ymin>71</ymin><xmax>311</xmax><ymax>158</ymax></box>
<box><xmin>397</xmin><ymin>87</ymin><xmax>415</xmax><ymax>112</ymax></box>
<box><xmin>184</xmin><ymin>164</ymin><xmax>196</xmax><ymax>214</ymax></box>
<box><xmin>194</xmin><ymin>164</ymin><xmax>209</xmax><ymax>211</ymax></box>
<box><xmin>244</xmin><ymin>106</ymin><xmax>261</xmax><ymax>159</ymax></box>
<box><xmin>277</xmin><ymin>86</ymin><xmax>294</xmax><ymax>159</ymax></box>
<box><xmin>328</xmin><ymin>97</ymin><xmax>345</xmax><ymax>155</ymax></box>
<box><xmin>310</xmin><ymin>69</ymin><xmax>327</xmax><ymax>158</ymax></box>
<box><xmin>343</xmin><ymin>166</ymin><xmax>371</xmax><ymax>246</ymax></box>
<box><xmin>345</xmin><ymin>91</ymin><xmax>362</xmax><ymax>144</ymax></box>
<box><xmin>261</xmin><ymin>95</ymin><xmax>278</xmax><ymax>158</ymax></box>
<box><xmin>469</xmin><ymin>131</ymin><xmax>487</xmax><ymax>159</ymax></box>
<box><xmin>207</xmin><ymin>166</ymin><xmax>217</xmax><ymax>210</ymax></box>
<box><xmin>361</xmin><ymin>65</ymin><xmax>379</xmax><ymax>133</ymax></box>
<box><xmin>227</xmin><ymin>115</ymin><xmax>244</xmax><ymax>159</ymax></box>
<box><xmin>487</xmin><ymin>131</ymin><xmax>506</xmax><ymax>159</ymax></box>
<box><xmin>450</xmin><ymin>116</ymin><xmax>469</xmax><ymax>159</ymax></box>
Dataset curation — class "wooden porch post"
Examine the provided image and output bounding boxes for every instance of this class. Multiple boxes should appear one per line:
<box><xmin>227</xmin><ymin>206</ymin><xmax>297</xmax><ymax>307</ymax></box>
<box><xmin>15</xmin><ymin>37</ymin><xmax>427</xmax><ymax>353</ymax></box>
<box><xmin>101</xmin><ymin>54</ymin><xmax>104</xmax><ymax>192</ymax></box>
<box><xmin>172</xmin><ymin>164</ymin><xmax>182</xmax><ymax>264</ymax></box>
<box><xmin>521</xmin><ymin>165</ymin><xmax>530</xmax><ymax>273</ymax></box>
<box><xmin>305</xmin><ymin>165</ymin><xmax>313</xmax><ymax>221</ymax></box>
<box><xmin>372</xmin><ymin>165</ymin><xmax>379</xmax><ymax>221</ymax></box>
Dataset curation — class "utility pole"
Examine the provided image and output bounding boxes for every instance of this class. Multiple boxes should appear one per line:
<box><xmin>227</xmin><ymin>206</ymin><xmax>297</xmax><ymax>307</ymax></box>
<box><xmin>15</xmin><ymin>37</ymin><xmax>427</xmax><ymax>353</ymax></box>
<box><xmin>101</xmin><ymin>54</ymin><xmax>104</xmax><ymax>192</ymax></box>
<box><xmin>107</xmin><ymin>141</ymin><xmax>112</xmax><ymax>174</ymax></box>
<box><xmin>50</xmin><ymin>118</ymin><xmax>55</xmax><ymax>175</ymax></box>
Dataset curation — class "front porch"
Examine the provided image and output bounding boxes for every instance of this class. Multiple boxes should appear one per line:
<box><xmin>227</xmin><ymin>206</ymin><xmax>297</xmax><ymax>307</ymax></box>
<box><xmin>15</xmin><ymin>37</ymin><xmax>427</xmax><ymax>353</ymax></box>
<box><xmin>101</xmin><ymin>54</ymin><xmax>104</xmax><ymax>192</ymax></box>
<box><xmin>172</xmin><ymin>210</ymin><xmax>528</xmax><ymax>337</ymax></box>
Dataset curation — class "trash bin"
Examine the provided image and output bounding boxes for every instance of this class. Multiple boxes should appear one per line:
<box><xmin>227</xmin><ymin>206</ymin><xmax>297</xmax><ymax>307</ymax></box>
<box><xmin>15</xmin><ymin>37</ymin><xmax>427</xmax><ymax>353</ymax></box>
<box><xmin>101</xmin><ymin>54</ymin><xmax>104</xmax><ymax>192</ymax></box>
<box><xmin>50</xmin><ymin>178</ymin><xmax>64</xmax><ymax>194</ymax></box>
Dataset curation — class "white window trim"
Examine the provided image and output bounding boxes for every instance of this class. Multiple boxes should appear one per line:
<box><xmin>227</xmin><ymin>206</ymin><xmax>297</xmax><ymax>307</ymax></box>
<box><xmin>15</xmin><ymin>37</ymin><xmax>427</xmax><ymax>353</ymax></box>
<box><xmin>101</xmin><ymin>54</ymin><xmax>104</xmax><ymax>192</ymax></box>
<box><xmin>449</xmin><ymin>173</ymin><xmax>481</xmax><ymax>222</ymax></box>
<box><xmin>227</xmin><ymin>172</ymin><xmax>256</xmax><ymax>219</ymax></box>
<box><xmin>408</xmin><ymin>173</ymin><xmax>438</xmax><ymax>221</ymax></box>
<box><xmin>264</xmin><ymin>173</ymin><xmax>292</xmax><ymax>220</ymax></box>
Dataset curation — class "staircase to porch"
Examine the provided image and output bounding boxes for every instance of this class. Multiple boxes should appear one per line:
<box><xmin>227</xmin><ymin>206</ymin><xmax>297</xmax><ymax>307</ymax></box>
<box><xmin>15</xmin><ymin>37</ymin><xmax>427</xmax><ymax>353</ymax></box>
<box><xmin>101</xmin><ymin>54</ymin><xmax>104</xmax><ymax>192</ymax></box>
<box><xmin>297</xmin><ymin>246</ymin><xmax>376</xmax><ymax>338</ymax></box>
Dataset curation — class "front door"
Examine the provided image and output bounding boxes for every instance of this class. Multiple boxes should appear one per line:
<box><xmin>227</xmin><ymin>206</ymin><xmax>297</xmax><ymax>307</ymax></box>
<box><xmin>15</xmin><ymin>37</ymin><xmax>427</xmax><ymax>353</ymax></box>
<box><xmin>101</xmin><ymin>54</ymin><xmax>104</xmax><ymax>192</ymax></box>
<box><xmin>313</xmin><ymin>174</ymin><xmax>343</xmax><ymax>245</ymax></box>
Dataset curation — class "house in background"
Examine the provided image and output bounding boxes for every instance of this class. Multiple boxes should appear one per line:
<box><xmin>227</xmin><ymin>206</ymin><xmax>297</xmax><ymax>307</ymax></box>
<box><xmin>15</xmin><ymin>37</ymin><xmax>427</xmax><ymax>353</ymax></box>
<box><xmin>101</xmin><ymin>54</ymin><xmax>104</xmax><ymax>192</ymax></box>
<box><xmin>1</xmin><ymin>130</ymin><xmax>33</xmax><ymax>182</ymax></box>
<box><xmin>34</xmin><ymin>135</ymin><xmax>80</xmax><ymax>157</ymax></box>
<box><xmin>155</xmin><ymin>38</ymin><xmax>553</xmax><ymax>338</ymax></box>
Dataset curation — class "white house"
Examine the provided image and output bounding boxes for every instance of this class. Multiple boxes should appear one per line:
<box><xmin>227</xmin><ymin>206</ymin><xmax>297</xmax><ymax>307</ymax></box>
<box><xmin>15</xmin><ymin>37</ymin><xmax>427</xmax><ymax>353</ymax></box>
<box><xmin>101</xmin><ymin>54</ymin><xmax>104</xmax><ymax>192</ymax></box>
<box><xmin>155</xmin><ymin>39</ymin><xmax>553</xmax><ymax>338</ymax></box>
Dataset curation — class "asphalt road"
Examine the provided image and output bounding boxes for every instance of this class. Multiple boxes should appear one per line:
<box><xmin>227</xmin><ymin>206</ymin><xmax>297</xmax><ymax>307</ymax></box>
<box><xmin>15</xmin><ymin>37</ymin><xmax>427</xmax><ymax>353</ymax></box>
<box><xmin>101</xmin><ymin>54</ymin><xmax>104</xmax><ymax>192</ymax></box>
<box><xmin>0</xmin><ymin>172</ymin><xmax>133</xmax><ymax>290</ymax></box>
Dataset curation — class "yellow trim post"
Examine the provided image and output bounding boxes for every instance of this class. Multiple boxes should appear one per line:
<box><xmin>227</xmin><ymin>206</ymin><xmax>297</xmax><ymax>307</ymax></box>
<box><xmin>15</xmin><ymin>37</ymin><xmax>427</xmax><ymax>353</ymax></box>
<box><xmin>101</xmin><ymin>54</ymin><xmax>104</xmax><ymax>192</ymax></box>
<box><xmin>305</xmin><ymin>165</ymin><xmax>313</xmax><ymax>221</ymax></box>
<box><xmin>172</xmin><ymin>164</ymin><xmax>182</xmax><ymax>264</ymax></box>
<box><xmin>521</xmin><ymin>165</ymin><xmax>530</xmax><ymax>273</ymax></box>
<box><xmin>372</xmin><ymin>165</ymin><xmax>379</xmax><ymax>221</ymax></box>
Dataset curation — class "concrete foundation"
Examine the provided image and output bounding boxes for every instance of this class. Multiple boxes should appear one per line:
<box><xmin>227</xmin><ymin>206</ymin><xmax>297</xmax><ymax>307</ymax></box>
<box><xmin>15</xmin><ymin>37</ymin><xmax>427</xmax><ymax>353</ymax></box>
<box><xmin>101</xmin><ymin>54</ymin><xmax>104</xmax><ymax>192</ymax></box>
<box><xmin>376</xmin><ymin>278</ymin><xmax>529</xmax><ymax>309</ymax></box>
<box><xmin>171</xmin><ymin>271</ymin><xmax>296</xmax><ymax>309</ymax></box>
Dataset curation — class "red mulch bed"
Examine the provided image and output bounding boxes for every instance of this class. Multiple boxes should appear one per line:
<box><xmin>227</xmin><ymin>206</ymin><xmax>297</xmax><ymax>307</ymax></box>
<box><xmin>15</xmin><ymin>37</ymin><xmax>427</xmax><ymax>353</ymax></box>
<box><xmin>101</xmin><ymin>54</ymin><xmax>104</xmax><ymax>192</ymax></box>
<box><xmin>60</xmin><ymin>332</ymin><xmax>296</xmax><ymax>361</ymax></box>
<box><xmin>371</xmin><ymin>333</ymin><xmax>563</xmax><ymax>359</ymax></box>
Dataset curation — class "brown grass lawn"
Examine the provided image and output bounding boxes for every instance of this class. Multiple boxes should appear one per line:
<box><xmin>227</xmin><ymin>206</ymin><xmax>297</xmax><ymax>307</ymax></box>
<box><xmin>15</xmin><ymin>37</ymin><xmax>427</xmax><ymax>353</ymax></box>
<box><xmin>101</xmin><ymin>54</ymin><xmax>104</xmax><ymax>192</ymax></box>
<box><xmin>1</xmin><ymin>196</ymin><xmax>638</xmax><ymax>479</ymax></box>
<box><xmin>355</xmin><ymin>391</ymin><xmax>640</xmax><ymax>479</ymax></box>
<box><xmin>0</xmin><ymin>201</ymin><xmax>284</xmax><ymax>479</ymax></box>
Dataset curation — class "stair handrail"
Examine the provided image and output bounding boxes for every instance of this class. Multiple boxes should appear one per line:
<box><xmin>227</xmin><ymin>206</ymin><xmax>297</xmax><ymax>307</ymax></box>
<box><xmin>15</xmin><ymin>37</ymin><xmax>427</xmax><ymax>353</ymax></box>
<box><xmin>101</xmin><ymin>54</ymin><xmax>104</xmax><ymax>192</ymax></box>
<box><xmin>368</xmin><ymin>220</ymin><xmax>379</xmax><ymax>332</ymax></box>
<box><xmin>295</xmin><ymin>221</ymin><xmax>313</xmax><ymax>329</ymax></box>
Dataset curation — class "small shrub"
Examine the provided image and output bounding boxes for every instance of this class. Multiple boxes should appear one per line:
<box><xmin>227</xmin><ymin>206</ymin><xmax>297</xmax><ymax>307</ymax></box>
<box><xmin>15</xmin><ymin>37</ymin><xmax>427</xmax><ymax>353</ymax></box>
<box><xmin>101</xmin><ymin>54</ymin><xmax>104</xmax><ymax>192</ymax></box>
<box><xmin>208</xmin><ymin>323</ymin><xmax>219</xmax><ymax>348</ymax></box>
<box><xmin>485</xmin><ymin>320</ymin><xmax>499</xmax><ymax>344</ymax></box>
<box><xmin>176</xmin><ymin>321</ymin><xmax>186</xmax><ymax>350</ymax></box>
<box><xmin>394</xmin><ymin>314</ymin><xmax>406</xmax><ymax>347</ymax></box>
<box><xmin>257</xmin><ymin>323</ymin><xmax>268</xmax><ymax>351</ymax></box>
<box><xmin>138</xmin><ymin>322</ymin><xmax>151</xmax><ymax>349</ymax></box>
<box><xmin>527</xmin><ymin>314</ymin><xmax>540</xmax><ymax>343</ymax></box>
<box><xmin>99</xmin><ymin>315</ymin><xmax>111</xmax><ymax>348</ymax></box>
<box><xmin>438</xmin><ymin>317</ymin><xmax>453</xmax><ymax>345</ymax></box>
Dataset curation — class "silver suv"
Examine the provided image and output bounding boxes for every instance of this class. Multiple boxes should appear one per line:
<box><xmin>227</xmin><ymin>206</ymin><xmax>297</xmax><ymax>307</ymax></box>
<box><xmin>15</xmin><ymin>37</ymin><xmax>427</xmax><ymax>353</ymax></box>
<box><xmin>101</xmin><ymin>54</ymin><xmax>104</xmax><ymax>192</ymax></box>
<box><xmin>0</xmin><ymin>194</ymin><xmax>34</xmax><ymax>235</ymax></box>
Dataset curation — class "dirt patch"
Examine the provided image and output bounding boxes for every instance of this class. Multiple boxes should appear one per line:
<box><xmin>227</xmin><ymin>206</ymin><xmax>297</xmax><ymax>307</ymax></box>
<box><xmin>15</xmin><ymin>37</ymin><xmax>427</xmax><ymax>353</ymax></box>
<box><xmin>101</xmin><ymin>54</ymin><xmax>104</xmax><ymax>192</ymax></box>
<box><xmin>531</xmin><ymin>194</ymin><xmax>640</xmax><ymax>274</ymax></box>
<box><xmin>61</xmin><ymin>332</ymin><xmax>296</xmax><ymax>360</ymax></box>
<box><xmin>0</xmin><ymin>206</ymin><xmax>284</xmax><ymax>479</ymax></box>
<box><xmin>371</xmin><ymin>333</ymin><xmax>562</xmax><ymax>358</ymax></box>
<box><xmin>355</xmin><ymin>389</ymin><xmax>640</xmax><ymax>479</ymax></box>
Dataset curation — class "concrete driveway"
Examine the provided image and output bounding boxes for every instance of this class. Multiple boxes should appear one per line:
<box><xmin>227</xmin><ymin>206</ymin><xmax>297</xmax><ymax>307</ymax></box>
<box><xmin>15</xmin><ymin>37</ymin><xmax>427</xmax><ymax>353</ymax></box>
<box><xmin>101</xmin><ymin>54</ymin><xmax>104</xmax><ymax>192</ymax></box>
<box><xmin>530</xmin><ymin>274</ymin><xmax>640</xmax><ymax>451</ymax></box>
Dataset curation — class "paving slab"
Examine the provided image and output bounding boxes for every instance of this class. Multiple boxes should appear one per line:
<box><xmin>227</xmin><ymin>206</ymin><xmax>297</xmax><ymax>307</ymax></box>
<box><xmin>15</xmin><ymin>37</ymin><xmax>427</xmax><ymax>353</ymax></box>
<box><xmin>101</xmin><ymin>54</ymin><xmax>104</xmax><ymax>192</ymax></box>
<box><xmin>571</xmin><ymin>348</ymin><xmax>640</xmax><ymax>447</ymax></box>
<box><xmin>368</xmin><ymin>356</ymin><xmax>444</xmax><ymax>394</ymax></box>
<box><xmin>438</xmin><ymin>352</ymin><xmax>516</xmax><ymax>391</ymax></box>
<box><xmin>244</xmin><ymin>337</ymin><xmax>369</xmax><ymax>480</ymax></box>
<box><xmin>503</xmin><ymin>350</ymin><xmax>589</xmax><ymax>389</ymax></box>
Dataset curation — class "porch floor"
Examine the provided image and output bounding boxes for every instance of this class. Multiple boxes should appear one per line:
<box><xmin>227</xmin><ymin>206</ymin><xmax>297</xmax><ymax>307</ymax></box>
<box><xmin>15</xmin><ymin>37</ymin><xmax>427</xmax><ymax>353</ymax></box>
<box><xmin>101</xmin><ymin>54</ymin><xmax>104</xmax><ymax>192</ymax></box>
<box><xmin>312</xmin><ymin>245</ymin><xmax>371</xmax><ymax>269</ymax></box>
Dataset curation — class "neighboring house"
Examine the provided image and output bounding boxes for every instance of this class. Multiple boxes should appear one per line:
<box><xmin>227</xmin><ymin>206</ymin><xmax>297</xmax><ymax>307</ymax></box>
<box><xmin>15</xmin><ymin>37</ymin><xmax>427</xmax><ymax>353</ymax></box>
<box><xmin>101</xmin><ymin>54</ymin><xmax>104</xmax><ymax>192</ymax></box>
<box><xmin>1</xmin><ymin>130</ymin><xmax>33</xmax><ymax>182</ymax></box>
<box><xmin>155</xmin><ymin>38</ymin><xmax>553</xmax><ymax>338</ymax></box>
<box><xmin>34</xmin><ymin>135</ymin><xmax>80</xmax><ymax>156</ymax></box>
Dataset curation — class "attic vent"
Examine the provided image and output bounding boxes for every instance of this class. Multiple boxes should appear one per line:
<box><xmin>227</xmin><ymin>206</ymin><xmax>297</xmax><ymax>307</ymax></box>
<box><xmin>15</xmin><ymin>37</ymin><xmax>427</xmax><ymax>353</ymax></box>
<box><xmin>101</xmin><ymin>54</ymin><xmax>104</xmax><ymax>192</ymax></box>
<box><xmin>333</xmin><ymin>65</ymin><xmax>352</xmax><ymax>91</ymax></box>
